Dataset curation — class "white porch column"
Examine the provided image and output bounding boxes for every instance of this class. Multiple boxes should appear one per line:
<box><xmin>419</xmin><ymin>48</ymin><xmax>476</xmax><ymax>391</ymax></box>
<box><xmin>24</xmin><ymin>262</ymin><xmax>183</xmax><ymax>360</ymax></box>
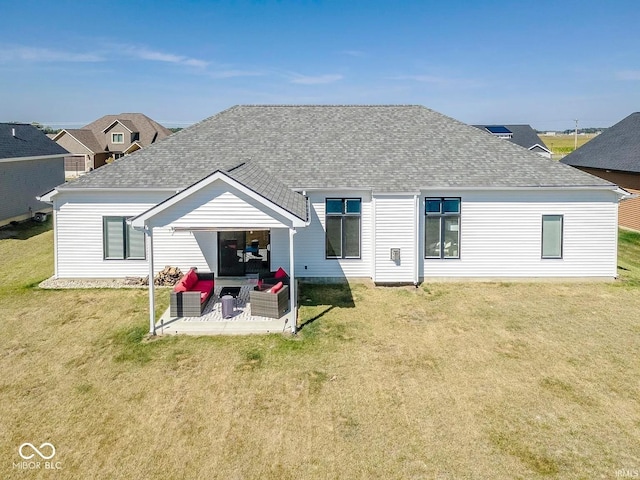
<box><xmin>289</xmin><ymin>227</ymin><xmax>297</xmax><ymax>334</ymax></box>
<box><xmin>146</xmin><ymin>225</ymin><xmax>156</xmax><ymax>335</ymax></box>
<box><xmin>414</xmin><ymin>194</ymin><xmax>420</xmax><ymax>286</ymax></box>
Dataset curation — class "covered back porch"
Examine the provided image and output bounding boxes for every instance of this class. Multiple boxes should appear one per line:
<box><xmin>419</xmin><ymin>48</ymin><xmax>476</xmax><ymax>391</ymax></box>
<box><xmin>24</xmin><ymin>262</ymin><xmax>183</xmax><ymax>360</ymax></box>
<box><xmin>130</xmin><ymin>163</ymin><xmax>308</xmax><ymax>335</ymax></box>
<box><xmin>155</xmin><ymin>276</ymin><xmax>296</xmax><ymax>335</ymax></box>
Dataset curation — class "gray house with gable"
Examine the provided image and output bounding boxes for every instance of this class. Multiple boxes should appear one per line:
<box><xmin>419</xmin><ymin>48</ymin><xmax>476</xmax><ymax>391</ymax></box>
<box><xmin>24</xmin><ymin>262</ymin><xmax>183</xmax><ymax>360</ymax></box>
<box><xmin>473</xmin><ymin>124</ymin><xmax>552</xmax><ymax>158</ymax></box>
<box><xmin>0</xmin><ymin>123</ymin><xmax>68</xmax><ymax>227</ymax></box>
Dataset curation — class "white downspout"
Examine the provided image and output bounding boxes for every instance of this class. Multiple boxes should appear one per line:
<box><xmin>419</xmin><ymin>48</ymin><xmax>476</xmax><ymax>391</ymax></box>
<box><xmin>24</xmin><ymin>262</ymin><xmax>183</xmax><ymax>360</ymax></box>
<box><xmin>414</xmin><ymin>194</ymin><xmax>420</xmax><ymax>287</ymax></box>
<box><xmin>289</xmin><ymin>227</ymin><xmax>297</xmax><ymax>334</ymax></box>
<box><xmin>371</xmin><ymin>195</ymin><xmax>376</xmax><ymax>283</ymax></box>
<box><xmin>147</xmin><ymin>225</ymin><xmax>156</xmax><ymax>335</ymax></box>
<box><xmin>53</xmin><ymin>205</ymin><xmax>59</xmax><ymax>279</ymax></box>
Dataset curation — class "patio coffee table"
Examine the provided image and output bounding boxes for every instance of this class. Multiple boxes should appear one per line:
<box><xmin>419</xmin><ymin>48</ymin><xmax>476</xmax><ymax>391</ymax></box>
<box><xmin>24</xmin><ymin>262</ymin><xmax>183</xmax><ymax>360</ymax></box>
<box><xmin>218</xmin><ymin>286</ymin><xmax>242</xmax><ymax>309</ymax></box>
<box><xmin>219</xmin><ymin>286</ymin><xmax>241</xmax><ymax>299</ymax></box>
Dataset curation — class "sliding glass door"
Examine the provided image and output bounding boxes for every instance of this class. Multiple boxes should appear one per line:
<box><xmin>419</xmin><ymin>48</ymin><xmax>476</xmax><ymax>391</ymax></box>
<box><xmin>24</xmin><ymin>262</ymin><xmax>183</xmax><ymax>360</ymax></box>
<box><xmin>218</xmin><ymin>231</ymin><xmax>246</xmax><ymax>276</ymax></box>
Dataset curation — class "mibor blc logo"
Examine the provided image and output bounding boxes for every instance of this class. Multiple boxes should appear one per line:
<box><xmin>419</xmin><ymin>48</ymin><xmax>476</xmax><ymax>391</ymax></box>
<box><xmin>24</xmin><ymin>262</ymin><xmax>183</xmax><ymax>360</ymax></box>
<box><xmin>13</xmin><ymin>442</ymin><xmax>62</xmax><ymax>470</ymax></box>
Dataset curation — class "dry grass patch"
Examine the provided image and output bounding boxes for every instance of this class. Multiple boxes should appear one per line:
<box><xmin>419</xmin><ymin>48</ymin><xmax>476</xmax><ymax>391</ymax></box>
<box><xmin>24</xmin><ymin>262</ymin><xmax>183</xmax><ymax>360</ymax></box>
<box><xmin>1</xmin><ymin>225</ymin><xmax>639</xmax><ymax>478</ymax></box>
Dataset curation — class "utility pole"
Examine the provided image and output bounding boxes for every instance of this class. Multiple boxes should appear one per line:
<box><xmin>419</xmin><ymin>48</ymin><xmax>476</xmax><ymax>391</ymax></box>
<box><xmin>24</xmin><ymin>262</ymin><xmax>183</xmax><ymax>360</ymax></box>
<box><xmin>573</xmin><ymin>119</ymin><xmax>579</xmax><ymax>150</ymax></box>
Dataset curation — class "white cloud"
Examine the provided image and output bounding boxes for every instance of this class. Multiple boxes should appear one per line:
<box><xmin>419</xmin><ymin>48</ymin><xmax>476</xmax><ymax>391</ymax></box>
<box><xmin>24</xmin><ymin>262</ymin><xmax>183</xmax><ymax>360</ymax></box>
<box><xmin>616</xmin><ymin>70</ymin><xmax>640</xmax><ymax>80</ymax></box>
<box><xmin>209</xmin><ymin>69</ymin><xmax>265</xmax><ymax>79</ymax></box>
<box><xmin>388</xmin><ymin>74</ymin><xmax>483</xmax><ymax>89</ymax></box>
<box><xmin>290</xmin><ymin>73</ymin><xmax>344</xmax><ymax>85</ymax></box>
<box><xmin>0</xmin><ymin>46</ymin><xmax>103</xmax><ymax>63</ymax></box>
<box><xmin>126</xmin><ymin>46</ymin><xmax>208</xmax><ymax>68</ymax></box>
<box><xmin>340</xmin><ymin>50</ymin><xmax>367</xmax><ymax>58</ymax></box>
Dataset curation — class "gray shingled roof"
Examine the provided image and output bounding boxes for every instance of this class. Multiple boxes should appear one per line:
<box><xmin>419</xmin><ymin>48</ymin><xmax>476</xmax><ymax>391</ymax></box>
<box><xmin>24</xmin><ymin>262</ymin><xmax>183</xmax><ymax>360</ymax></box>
<box><xmin>473</xmin><ymin>124</ymin><xmax>550</xmax><ymax>152</ymax></box>
<box><xmin>0</xmin><ymin>123</ymin><xmax>69</xmax><ymax>159</ymax></box>
<box><xmin>561</xmin><ymin>112</ymin><xmax>640</xmax><ymax>174</ymax></box>
<box><xmin>59</xmin><ymin>105</ymin><xmax>612</xmax><ymax>194</ymax></box>
<box><xmin>226</xmin><ymin>161</ymin><xmax>307</xmax><ymax>219</ymax></box>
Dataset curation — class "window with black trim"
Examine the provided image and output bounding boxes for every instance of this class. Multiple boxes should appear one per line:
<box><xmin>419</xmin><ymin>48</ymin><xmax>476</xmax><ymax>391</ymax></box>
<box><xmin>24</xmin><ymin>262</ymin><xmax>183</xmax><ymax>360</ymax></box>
<box><xmin>542</xmin><ymin>215</ymin><xmax>563</xmax><ymax>259</ymax></box>
<box><xmin>425</xmin><ymin>198</ymin><xmax>460</xmax><ymax>259</ymax></box>
<box><xmin>325</xmin><ymin>198</ymin><xmax>361</xmax><ymax>259</ymax></box>
<box><xmin>103</xmin><ymin>217</ymin><xmax>146</xmax><ymax>260</ymax></box>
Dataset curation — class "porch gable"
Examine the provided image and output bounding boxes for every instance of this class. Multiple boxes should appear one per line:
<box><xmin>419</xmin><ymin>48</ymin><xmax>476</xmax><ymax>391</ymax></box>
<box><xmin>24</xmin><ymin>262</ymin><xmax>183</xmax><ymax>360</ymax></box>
<box><xmin>130</xmin><ymin>170</ymin><xmax>307</xmax><ymax>230</ymax></box>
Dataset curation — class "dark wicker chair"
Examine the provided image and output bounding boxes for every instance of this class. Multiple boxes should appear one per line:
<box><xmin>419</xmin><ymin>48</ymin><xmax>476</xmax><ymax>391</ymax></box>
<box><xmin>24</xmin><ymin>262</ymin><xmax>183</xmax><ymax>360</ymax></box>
<box><xmin>258</xmin><ymin>269</ymin><xmax>290</xmax><ymax>287</ymax></box>
<box><xmin>169</xmin><ymin>271</ymin><xmax>215</xmax><ymax>317</ymax></box>
<box><xmin>250</xmin><ymin>285</ymin><xmax>289</xmax><ymax>319</ymax></box>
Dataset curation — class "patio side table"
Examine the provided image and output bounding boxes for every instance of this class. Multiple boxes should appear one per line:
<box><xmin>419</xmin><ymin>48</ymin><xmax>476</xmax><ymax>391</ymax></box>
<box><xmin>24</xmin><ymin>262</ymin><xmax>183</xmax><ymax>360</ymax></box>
<box><xmin>221</xmin><ymin>295</ymin><xmax>235</xmax><ymax>319</ymax></box>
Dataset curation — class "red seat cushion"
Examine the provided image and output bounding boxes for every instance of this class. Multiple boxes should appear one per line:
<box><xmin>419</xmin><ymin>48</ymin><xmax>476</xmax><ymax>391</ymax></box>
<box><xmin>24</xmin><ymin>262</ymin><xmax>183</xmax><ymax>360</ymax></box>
<box><xmin>194</xmin><ymin>280</ymin><xmax>214</xmax><ymax>293</ymax></box>
<box><xmin>270</xmin><ymin>281</ymin><xmax>283</xmax><ymax>294</ymax></box>
<box><xmin>274</xmin><ymin>267</ymin><xmax>287</xmax><ymax>279</ymax></box>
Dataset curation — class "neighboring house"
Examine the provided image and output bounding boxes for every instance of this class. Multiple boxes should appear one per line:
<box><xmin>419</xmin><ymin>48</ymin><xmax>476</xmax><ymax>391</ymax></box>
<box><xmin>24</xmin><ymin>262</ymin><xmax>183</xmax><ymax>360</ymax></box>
<box><xmin>40</xmin><ymin>105</ymin><xmax>628</xmax><ymax>332</ymax></box>
<box><xmin>52</xmin><ymin>113</ymin><xmax>172</xmax><ymax>177</ymax></box>
<box><xmin>561</xmin><ymin>112</ymin><xmax>640</xmax><ymax>231</ymax></box>
<box><xmin>473</xmin><ymin>124</ymin><xmax>552</xmax><ymax>158</ymax></box>
<box><xmin>0</xmin><ymin>123</ymin><xmax>68</xmax><ymax>227</ymax></box>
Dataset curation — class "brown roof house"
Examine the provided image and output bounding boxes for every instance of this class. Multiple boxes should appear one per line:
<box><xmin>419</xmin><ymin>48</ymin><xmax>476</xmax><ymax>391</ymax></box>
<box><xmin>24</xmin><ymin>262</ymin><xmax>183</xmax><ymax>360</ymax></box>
<box><xmin>53</xmin><ymin>113</ymin><xmax>172</xmax><ymax>177</ymax></box>
<box><xmin>561</xmin><ymin>112</ymin><xmax>640</xmax><ymax>231</ymax></box>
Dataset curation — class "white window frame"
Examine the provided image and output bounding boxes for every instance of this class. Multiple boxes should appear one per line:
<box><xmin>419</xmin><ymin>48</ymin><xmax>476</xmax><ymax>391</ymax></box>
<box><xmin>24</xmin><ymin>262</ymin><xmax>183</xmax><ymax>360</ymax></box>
<box><xmin>325</xmin><ymin>198</ymin><xmax>362</xmax><ymax>259</ymax></box>
<box><xmin>103</xmin><ymin>216</ymin><xmax>146</xmax><ymax>260</ymax></box>
<box><xmin>425</xmin><ymin>197</ymin><xmax>461</xmax><ymax>259</ymax></box>
<box><xmin>111</xmin><ymin>132</ymin><xmax>125</xmax><ymax>144</ymax></box>
<box><xmin>541</xmin><ymin>214</ymin><xmax>563</xmax><ymax>259</ymax></box>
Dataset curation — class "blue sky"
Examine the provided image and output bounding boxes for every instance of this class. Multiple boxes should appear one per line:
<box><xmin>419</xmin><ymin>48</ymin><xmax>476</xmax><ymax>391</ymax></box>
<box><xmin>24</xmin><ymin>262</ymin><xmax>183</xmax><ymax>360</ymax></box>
<box><xmin>1</xmin><ymin>0</ymin><xmax>639</xmax><ymax>130</ymax></box>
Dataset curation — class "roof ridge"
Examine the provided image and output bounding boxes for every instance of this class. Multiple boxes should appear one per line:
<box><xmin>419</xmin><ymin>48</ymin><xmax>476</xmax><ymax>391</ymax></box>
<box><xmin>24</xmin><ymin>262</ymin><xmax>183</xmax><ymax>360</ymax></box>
<box><xmin>236</xmin><ymin>104</ymin><xmax>424</xmax><ymax>108</ymax></box>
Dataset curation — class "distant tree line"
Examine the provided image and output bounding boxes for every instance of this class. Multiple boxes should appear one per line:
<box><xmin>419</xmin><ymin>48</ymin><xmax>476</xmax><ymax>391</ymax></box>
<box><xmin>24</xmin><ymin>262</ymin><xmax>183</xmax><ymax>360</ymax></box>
<box><xmin>536</xmin><ymin>127</ymin><xmax>606</xmax><ymax>135</ymax></box>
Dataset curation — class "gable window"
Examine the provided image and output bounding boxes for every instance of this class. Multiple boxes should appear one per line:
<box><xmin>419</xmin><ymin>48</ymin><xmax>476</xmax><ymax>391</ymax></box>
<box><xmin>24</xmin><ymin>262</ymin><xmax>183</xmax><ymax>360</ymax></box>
<box><xmin>325</xmin><ymin>198</ymin><xmax>361</xmax><ymax>259</ymax></box>
<box><xmin>425</xmin><ymin>198</ymin><xmax>460</xmax><ymax>259</ymax></box>
<box><xmin>103</xmin><ymin>217</ymin><xmax>145</xmax><ymax>260</ymax></box>
<box><xmin>542</xmin><ymin>215</ymin><xmax>563</xmax><ymax>259</ymax></box>
<box><xmin>111</xmin><ymin>133</ymin><xmax>124</xmax><ymax>144</ymax></box>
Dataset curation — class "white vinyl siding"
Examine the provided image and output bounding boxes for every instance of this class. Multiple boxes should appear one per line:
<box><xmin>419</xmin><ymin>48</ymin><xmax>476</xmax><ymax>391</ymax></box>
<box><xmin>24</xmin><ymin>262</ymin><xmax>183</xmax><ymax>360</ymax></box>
<box><xmin>52</xmin><ymin>186</ymin><xmax>619</xmax><ymax>281</ymax></box>
<box><xmin>269</xmin><ymin>228</ymin><xmax>291</xmax><ymax>273</ymax></box>
<box><xmin>373</xmin><ymin>195</ymin><xmax>416</xmax><ymax>283</ymax></box>
<box><xmin>294</xmin><ymin>191</ymin><xmax>372</xmax><ymax>278</ymax></box>
<box><xmin>55</xmin><ymin>192</ymin><xmax>163</xmax><ymax>277</ymax></box>
<box><xmin>55</xmin><ymin>191</ymin><xmax>213</xmax><ymax>278</ymax></box>
<box><xmin>421</xmin><ymin>189</ymin><xmax>619</xmax><ymax>278</ymax></box>
<box><xmin>53</xmin><ymin>182</ymin><xmax>294</xmax><ymax>279</ymax></box>
<box><xmin>147</xmin><ymin>180</ymin><xmax>293</xmax><ymax>230</ymax></box>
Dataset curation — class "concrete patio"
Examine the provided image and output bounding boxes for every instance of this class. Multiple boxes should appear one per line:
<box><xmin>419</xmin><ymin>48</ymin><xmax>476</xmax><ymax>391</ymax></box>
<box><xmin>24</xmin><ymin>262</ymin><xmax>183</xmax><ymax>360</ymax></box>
<box><xmin>155</xmin><ymin>278</ymin><xmax>295</xmax><ymax>335</ymax></box>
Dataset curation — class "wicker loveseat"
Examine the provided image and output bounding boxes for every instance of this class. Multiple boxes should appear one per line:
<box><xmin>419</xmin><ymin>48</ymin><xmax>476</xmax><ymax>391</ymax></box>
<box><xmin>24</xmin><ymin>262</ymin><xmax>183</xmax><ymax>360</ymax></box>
<box><xmin>250</xmin><ymin>284</ymin><xmax>289</xmax><ymax>319</ymax></box>
<box><xmin>170</xmin><ymin>268</ymin><xmax>215</xmax><ymax>317</ymax></box>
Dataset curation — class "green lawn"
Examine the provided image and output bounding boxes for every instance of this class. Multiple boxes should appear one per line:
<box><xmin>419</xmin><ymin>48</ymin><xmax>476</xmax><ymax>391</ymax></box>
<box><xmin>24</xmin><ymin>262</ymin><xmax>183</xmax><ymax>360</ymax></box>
<box><xmin>1</xmin><ymin>221</ymin><xmax>639</xmax><ymax>479</ymax></box>
<box><xmin>539</xmin><ymin>134</ymin><xmax>595</xmax><ymax>157</ymax></box>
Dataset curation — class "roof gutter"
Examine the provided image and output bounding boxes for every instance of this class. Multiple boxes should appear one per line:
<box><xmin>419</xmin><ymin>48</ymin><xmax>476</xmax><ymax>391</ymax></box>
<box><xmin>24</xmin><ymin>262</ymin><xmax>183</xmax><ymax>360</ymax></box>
<box><xmin>37</xmin><ymin>188</ymin><xmax>58</xmax><ymax>203</ymax></box>
<box><xmin>0</xmin><ymin>154</ymin><xmax>68</xmax><ymax>164</ymax></box>
<box><xmin>416</xmin><ymin>185</ymin><xmax>620</xmax><ymax>191</ymax></box>
<box><xmin>616</xmin><ymin>187</ymin><xmax>636</xmax><ymax>201</ymax></box>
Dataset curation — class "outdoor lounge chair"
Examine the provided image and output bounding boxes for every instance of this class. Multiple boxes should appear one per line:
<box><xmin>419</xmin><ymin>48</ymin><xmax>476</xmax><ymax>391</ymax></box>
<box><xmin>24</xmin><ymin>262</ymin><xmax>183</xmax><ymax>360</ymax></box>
<box><xmin>250</xmin><ymin>284</ymin><xmax>289</xmax><ymax>319</ymax></box>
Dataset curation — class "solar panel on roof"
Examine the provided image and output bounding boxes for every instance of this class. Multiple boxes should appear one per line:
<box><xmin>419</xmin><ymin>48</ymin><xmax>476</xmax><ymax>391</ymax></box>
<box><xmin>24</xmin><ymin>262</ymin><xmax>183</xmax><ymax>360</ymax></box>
<box><xmin>486</xmin><ymin>125</ymin><xmax>512</xmax><ymax>134</ymax></box>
